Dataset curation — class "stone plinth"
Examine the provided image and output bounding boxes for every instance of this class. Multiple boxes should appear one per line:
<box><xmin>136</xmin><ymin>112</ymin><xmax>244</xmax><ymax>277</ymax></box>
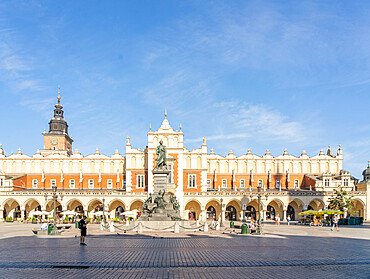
<box><xmin>152</xmin><ymin>167</ymin><xmax>170</xmax><ymax>194</ymax></box>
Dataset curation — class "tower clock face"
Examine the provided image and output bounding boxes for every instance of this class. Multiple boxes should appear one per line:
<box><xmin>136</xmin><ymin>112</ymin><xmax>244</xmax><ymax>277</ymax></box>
<box><xmin>50</xmin><ymin>138</ymin><xmax>58</xmax><ymax>145</ymax></box>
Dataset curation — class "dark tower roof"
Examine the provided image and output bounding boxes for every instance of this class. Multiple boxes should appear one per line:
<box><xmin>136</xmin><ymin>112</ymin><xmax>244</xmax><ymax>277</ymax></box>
<box><xmin>46</xmin><ymin>90</ymin><xmax>73</xmax><ymax>142</ymax></box>
<box><xmin>362</xmin><ymin>161</ymin><xmax>370</xmax><ymax>182</ymax></box>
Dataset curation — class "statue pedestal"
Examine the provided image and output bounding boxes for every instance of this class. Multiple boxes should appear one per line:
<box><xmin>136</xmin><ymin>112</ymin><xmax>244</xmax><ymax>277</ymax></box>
<box><xmin>153</xmin><ymin>167</ymin><xmax>170</xmax><ymax>194</ymax></box>
<box><xmin>138</xmin><ymin>166</ymin><xmax>181</xmax><ymax>223</ymax></box>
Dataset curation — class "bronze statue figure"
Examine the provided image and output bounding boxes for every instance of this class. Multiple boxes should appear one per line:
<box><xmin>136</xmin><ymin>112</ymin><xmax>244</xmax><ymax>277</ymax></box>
<box><xmin>156</xmin><ymin>140</ymin><xmax>167</xmax><ymax>168</ymax></box>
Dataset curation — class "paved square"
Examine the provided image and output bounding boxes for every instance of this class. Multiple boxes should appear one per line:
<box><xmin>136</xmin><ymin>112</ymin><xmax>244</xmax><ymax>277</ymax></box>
<box><xmin>0</xmin><ymin>223</ymin><xmax>369</xmax><ymax>278</ymax></box>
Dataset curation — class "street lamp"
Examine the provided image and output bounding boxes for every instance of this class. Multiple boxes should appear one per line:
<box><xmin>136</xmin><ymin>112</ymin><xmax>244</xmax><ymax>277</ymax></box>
<box><xmin>44</xmin><ymin>184</ymin><xmax>63</xmax><ymax>235</ymax></box>
<box><xmin>220</xmin><ymin>198</ymin><xmax>224</xmax><ymax>227</ymax></box>
<box><xmin>102</xmin><ymin>197</ymin><xmax>105</xmax><ymax>224</ymax></box>
<box><xmin>250</xmin><ymin>186</ymin><xmax>269</xmax><ymax>235</ymax></box>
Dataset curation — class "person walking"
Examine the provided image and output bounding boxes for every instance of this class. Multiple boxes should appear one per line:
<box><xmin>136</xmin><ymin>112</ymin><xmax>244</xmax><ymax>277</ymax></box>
<box><xmin>287</xmin><ymin>215</ymin><xmax>291</xmax><ymax>226</ymax></box>
<box><xmin>331</xmin><ymin>214</ymin><xmax>339</xmax><ymax>232</ymax></box>
<box><xmin>79</xmin><ymin>216</ymin><xmax>87</xmax><ymax>245</ymax></box>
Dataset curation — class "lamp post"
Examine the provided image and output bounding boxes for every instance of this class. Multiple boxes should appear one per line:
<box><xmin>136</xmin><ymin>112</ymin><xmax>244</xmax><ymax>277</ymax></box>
<box><xmin>44</xmin><ymin>185</ymin><xmax>63</xmax><ymax>235</ymax></box>
<box><xmin>220</xmin><ymin>198</ymin><xmax>224</xmax><ymax>227</ymax></box>
<box><xmin>250</xmin><ymin>186</ymin><xmax>268</xmax><ymax>235</ymax></box>
<box><xmin>102</xmin><ymin>197</ymin><xmax>105</xmax><ymax>223</ymax></box>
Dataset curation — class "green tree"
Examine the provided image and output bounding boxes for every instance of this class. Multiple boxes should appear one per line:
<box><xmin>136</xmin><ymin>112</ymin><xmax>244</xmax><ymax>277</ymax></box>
<box><xmin>328</xmin><ymin>185</ymin><xmax>354</xmax><ymax>212</ymax></box>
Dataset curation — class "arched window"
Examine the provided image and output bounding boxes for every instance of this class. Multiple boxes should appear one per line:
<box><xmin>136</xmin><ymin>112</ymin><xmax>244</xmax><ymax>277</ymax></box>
<box><xmin>207</xmin><ymin>206</ymin><xmax>216</xmax><ymax>220</ymax></box>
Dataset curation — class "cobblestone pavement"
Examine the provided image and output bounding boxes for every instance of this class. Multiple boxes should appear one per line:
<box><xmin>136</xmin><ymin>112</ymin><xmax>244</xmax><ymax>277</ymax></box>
<box><xmin>0</xmin><ymin>223</ymin><xmax>369</xmax><ymax>278</ymax></box>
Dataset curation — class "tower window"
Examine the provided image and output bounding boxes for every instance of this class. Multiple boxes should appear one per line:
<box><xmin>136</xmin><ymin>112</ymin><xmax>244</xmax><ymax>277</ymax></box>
<box><xmin>324</xmin><ymin>178</ymin><xmax>330</xmax><ymax>187</ymax></box>
<box><xmin>69</xmin><ymin>179</ymin><xmax>75</xmax><ymax>189</ymax></box>
<box><xmin>294</xmin><ymin>179</ymin><xmax>299</xmax><ymax>189</ymax></box>
<box><xmin>343</xmin><ymin>178</ymin><xmax>349</xmax><ymax>187</ymax></box>
<box><xmin>188</xmin><ymin>174</ymin><xmax>196</xmax><ymax>188</ymax></box>
<box><xmin>32</xmin><ymin>179</ymin><xmax>38</xmax><ymax>189</ymax></box>
<box><xmin>168</xmin><ymin>165</ymin><xmax>173</xmax><ymax>183</ymax></box>
<box><xmin>54</xmin><ymin>124</ymin><xmax>57</xmax><ymax>129</ymax></box>
<box><xmin>276</xmin><ymin>180</ymin><xmax>281</xmax><ymax>189</ymax></box>
<box><xmin>240</xmin><ymin>179</ymin><xmax>245</xmax><ymax>188</ymax></box>
<box><xmin>258</xmin><ymin>179</ymin><xmax>263</xmax><ymax>188</ymax></box>
<box><xmin>207</xmin><ymin>179</ymin><xmax>211</xmax><ymax>188</ymax></box>
<box><xmin>51</xmin><ymin>179</ymin><xmax>56</xmax><ymax>188</ymax></box>
<box><xmin>107</xmin><ymin>179</ymin><xmax>113</xmax><ymax>189</ymax></box>
<box><xmin>137</xmin><ymin>175</ymin><xmax>144</xmax><ymax>188</ymax></box>
<box><xmin>88</xmin><ymin>179</ymin><xmax>94</xmax><ymax>189</ymax></box>
<box><xmin>222</xmin><ymin>179</ymin><xmax>227</xmax><ymax>188</ymax></box>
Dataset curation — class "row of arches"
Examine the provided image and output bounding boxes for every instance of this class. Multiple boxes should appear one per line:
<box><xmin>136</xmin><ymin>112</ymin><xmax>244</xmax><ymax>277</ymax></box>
<box><xmin>2</xmin><ymin>196</ymin><xmax>366</xmax><ymax>221</ymax></box>
<box><xmin>184</xmin><ymin>198</ymin><xmax>366</xmax><ymax>221</ymax></box>
<box><xmin>1</xmin><ymin>198</ymin><xmax>144</xmax><ymax>220</ymax></box>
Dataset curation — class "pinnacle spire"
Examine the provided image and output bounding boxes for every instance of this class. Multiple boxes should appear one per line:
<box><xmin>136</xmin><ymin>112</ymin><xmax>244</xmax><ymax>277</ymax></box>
<box><xmin>57</xmin><ymin>86</ymin><xmax>61</xmax><ymax>104</ymax></box>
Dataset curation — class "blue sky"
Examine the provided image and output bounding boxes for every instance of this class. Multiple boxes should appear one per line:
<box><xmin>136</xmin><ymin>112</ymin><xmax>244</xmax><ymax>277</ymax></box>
<box><xmin>0</xmin><ymin>1</ymin><xmax>369</xmax><ymax>178</ymax></box>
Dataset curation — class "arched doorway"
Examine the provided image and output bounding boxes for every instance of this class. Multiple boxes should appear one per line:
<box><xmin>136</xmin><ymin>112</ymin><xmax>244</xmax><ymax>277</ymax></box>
<box><xmin>352</xmin><ymin>199</ymin><xmax>365</xmax><ymax>217</ymax></box>
<box><xmin>130</xmin><ymin>200</ymin><xmax>144</xmax><ymax>218</ymax></box>
<box><xmin>287</xmin><ymin>205</ymin><xmax>295</xmax><ymax>221</ymax></box>
<box><xmin>3</xmin><ymin>198</ymin><xmax>20</xmax><ymax>219</ymax></box>
<box><xmin>246</xmin><ymin>206</ymin><xmax>256</xmax><ymax>220</ymax></box>
<box><xmin>115</xmin><ymin>206</ymin><xmax>124</xmax><ymax>219</ymax></box>
<box><xmin>288</xmin><ymin>199</ymin><xmax>304</xmax><ymax>221</ymax></box>
<box><xmin>207</xmin><ymin>206</ymin><xmax>216</xmax><ymax>220</ymax></box>
<box><xmin>185</xmin><ymin>200</ymin><xmax>201</xmax><ymax>220</ymax></box>
<box><xmin>205</xmin><ymin>200</ymin><xmax>221</xmax><ymax>221</ymax></box>
<box><xmin>226</xmin><ymin>206</ymin><xmax>237</xmax><ymax>221</ymax></box>
<box><xmin>308</xmin><ymin>199</ymin><xmax>324</xmax><ymax>211</ymax></box>
<box><xmin>266</xmin><ymin>205</ymin><xmax>275</xmax><ymax>220</ymax></box>
<box><xmin>226</xmin><ymin>200</ymin><xmax>242</xmax><ymax>221</ymax></box>
<box><xmin>108</xmin><ymin>200</ymin><xmax>126</xmax><ymax>220</ymax></box>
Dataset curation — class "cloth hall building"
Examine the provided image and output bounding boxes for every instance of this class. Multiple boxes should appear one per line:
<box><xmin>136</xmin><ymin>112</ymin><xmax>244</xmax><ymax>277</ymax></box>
<box><xmin>0</xmin><ymin>94</ymin><xmax>369</xmax><ymax>222</ymax></box>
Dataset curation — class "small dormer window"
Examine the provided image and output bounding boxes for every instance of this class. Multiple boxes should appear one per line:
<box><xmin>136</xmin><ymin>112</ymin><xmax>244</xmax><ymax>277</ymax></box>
<box><xmin>343</xmin><ymin>178</ymin><xmax>349</xmax><ymax>187</ymax></box>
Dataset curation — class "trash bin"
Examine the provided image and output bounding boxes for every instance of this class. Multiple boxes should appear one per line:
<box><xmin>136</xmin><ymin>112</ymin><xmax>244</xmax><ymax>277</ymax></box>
<box><xmin>354</xmin><ymin>217</ymin><xmax>362</xmax><ymax>225</ymax></box>
<box><xmin>342</xmin><ymin>218</ymin><xmax>348</xmax><ymax>225</ymax></box>
<box><xmin>241</xmin><ymin>223</ymin><xmax>248</xmax><ymax>234</ymax></box>
<box><xmin>230</xmin><ymin>221</ymin><xmax>235</xmax><ymax>228</ymax></box>
<box><xmin>48</xmin><ymin>224</ymin><xmax>54</xmax><ymax>235</ymax></box>
<box><xmin>348</xmin><ymin>217</ymin><xmax>355</xmax><ymax>225</ymax></box>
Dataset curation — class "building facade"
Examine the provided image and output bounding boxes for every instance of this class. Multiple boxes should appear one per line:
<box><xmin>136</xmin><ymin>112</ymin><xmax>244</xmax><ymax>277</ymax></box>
<box><xmin>0</xmin><ymin>94</ymin><xmax>368</xmax><ymax>222</ymax></box>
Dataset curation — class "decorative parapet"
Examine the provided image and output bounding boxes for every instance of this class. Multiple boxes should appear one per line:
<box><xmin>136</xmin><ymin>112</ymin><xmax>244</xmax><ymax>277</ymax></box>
<box><xmin>184</xmin><ymin>190</ymin><xmax>367</xmax><ymax>197</ymax></box>
<box><xmin>4</xmin><ymin>190</ymin><xmax>147</xmax><ymax>197</ymax></box>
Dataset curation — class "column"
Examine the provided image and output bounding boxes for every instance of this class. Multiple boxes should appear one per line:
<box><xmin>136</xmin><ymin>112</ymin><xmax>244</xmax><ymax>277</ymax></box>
<box><xmin>221</xmin><ymin>210</ymin><xmax>225</xmax><ymax>223</ymax></box>
<box><xmin>201</xmin><ymin>210</ymin><xmax>207</xmax><ymax>222</ymax></box>
<box><xmin>283</xmin><ymin>209</ymin><xmax>287</xmax><ymax>221</ymax></box>
<box><xmin>261</xmin><ymin>210</ymin><xmax>266</xmax><ymax>221</ymax></box>
<box><xmin>21</xmin><ymin>210</ymin><xmax>25</xmax><ymax>221</ymax></box>
<box><xmin>0</xmin><ymin>209</ymin><xmax>4</xmax><ymax>220</ymax></box>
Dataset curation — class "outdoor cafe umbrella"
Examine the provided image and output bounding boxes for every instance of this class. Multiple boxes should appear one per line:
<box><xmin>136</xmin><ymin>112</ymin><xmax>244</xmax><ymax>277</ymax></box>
<box><xmin>317</xmin><ymin>209</ymin><xmax>344</xmax><ymax>215</ymax></box>
<box><xmin>298</xmin><ymin>210</ymin><xmax>319</xmax><ymax>216</ymax></box>
<box><xmin>93</xmin><ymin>211</ymin><xmax>104</xmax><ymax>216</ymax></box>
<box><xmin>62</xmin><ymin>210</ymin><xmax>77</xmax><ymax>216</ymax></box>
<box><xmin>30</xmin><ymin>211</ymin><xmax>44</xmax><ymax>216</ymax></box>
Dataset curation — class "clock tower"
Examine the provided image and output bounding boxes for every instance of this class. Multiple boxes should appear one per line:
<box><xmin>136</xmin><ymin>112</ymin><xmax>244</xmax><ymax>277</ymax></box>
<box><xmin>41</xmin><ymin>89</ymin><xmax>73</xmax><ymax>156</ymax></box>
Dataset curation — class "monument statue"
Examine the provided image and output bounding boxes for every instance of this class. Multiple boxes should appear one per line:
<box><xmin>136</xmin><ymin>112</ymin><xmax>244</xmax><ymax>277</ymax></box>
<box><xmin>138</xmin><ymin>140</ymin><xmax>182</xmax><ymax>221</ymax></box>
<box><xmin>155</xmin><ymin>140</ymin><xmax>167</xmax><ymax>168</ymax></box>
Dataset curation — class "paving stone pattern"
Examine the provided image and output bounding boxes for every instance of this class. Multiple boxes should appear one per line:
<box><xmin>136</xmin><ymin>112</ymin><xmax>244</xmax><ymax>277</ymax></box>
<box><xmin>0</xmin><ymin>230</ymin><xmax>369</xmax><ymax>278</ymax></box>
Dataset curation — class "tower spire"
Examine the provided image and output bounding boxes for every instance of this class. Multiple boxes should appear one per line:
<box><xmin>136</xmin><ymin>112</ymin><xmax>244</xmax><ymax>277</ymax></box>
<box><xmin>57</xmin><ymin>85</ymin><xmax>61</xmax><ymax>104</ymax></box>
